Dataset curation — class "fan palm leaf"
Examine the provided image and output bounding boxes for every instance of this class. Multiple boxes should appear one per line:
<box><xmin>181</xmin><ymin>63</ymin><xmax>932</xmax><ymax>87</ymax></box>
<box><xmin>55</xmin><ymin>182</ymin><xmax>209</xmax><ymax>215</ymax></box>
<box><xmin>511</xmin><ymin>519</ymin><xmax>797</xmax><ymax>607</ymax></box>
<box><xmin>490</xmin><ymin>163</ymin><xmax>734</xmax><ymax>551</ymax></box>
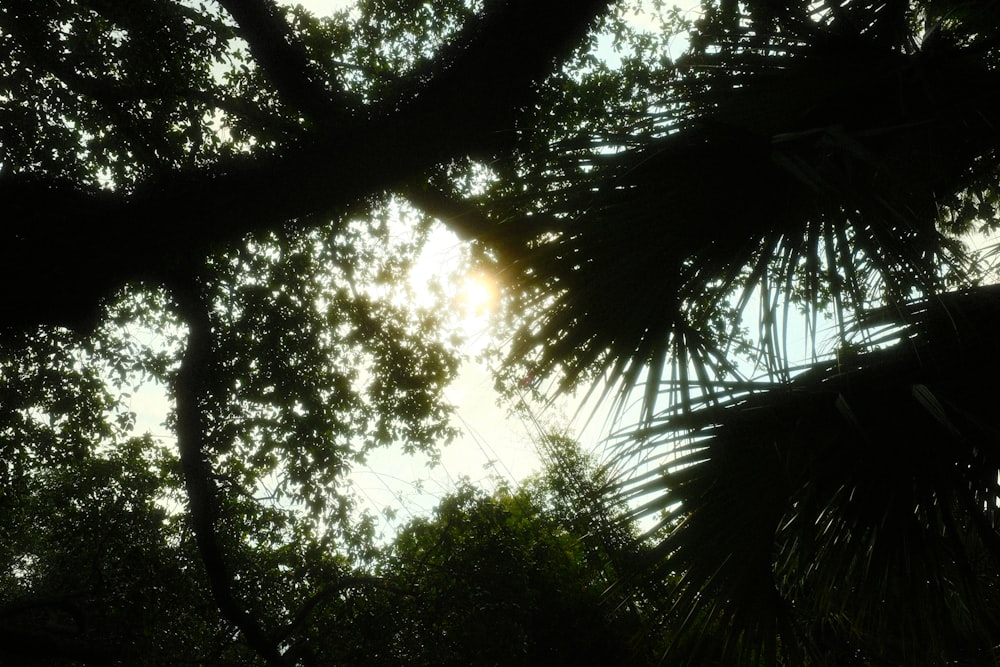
<box><xmin>463</xmin><ymin>3</ymin><xmax>1000</xmax><ymax>661</ymax></box>
<box><xmin>441</xmin><ymin>4</ymin><xmax>1000</xmax><ymax>659</ymax></box>
<box><xmin>614</xmin><ymin>284</ymin><xmax>1000</xmax><ymax>664</ymax></box>
<box><xmin>489</xmin><ymin>2</ymin><xmax>1000</xmax><ymax>418</ymax></box>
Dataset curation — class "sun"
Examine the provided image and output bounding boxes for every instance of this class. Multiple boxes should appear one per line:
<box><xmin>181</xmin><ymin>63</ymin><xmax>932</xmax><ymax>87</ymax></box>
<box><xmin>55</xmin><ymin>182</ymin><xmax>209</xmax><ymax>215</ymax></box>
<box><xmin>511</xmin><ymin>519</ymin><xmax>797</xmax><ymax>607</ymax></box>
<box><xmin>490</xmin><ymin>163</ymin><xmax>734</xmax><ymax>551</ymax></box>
<box><xmin>459</xmin><ymin>272</ymin><xmax>499</xmax><ymax>318</ymax></box>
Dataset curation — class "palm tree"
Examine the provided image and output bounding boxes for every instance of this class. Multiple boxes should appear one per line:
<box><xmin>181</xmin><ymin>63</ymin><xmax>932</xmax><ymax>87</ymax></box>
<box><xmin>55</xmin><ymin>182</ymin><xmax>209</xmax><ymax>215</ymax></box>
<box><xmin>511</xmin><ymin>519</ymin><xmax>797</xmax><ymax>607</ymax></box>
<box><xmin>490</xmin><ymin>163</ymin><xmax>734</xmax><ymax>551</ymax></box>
<box><xmin>448</xmin><ymin>0</ymin><xmax>1000</xmax><ymax>662</ymax></box>
<box><xmin>617</xmin><ymin>285</ymin><xmax>1000</xmax><ymax>663</ymax></box>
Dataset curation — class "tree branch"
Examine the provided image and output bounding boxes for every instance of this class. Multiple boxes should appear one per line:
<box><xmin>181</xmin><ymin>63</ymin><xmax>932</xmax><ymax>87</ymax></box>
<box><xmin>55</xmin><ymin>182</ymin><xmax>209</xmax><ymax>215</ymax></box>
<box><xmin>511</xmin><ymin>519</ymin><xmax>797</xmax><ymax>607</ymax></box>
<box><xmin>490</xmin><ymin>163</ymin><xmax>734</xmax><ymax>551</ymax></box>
<box><xmin>1</xmin><ymin>0</ymin><xmax>614</xmax><ymax>329</ymax></box>
<box><xmin>171</xmin><ymin>277</ymin><xmax>289</xmax><ymax>667</ymax></box>
<box><xmin>402</xmin><ymin>182</ymin><xmax>526</xmax><ymax>265</ymax></box>
<box><xmin>215</xmin><ymin>0</ymin><xmax>351</xmax><ymax>122</ymax></box>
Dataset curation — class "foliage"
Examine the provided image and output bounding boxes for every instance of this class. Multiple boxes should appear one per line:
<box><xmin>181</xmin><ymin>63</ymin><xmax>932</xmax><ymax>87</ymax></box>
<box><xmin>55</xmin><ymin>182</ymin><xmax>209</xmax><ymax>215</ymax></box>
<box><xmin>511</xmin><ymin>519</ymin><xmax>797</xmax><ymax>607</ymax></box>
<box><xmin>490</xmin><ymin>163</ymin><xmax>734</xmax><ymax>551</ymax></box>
<box><xmin>482</xmin><ymin>0</ymin><xmax>1000</xmax><ymax>410</ymax></box>
<box><xmin>193</xmin><ymin>200</ymin><xmax>461</xmax><ymax>522</ymax></box>
<box><xmin>460</xmin><ymin>0</ymin><xmax>1000</xmax><ymax>663</ymax></box>
<box><xmin>515</xmin><ymin>2</ymin><xmax>1000</xmax><ymax>663</ymax></box>
<box><xmin>0</xmin><ymin>1</ymin><xmax>629</xmax><ymax>662</ymax></box>
<box><xmin>323</xmin><ymin>436</ymin><xmax>651</xmax><ymax>666</ymax></box>
<box><xmin>370</xmin><ymin>482</ymin><xmax>625</xmax><ymax>665</ymax></box>
<box><xmin>5</xmin><ymin>0</ymin><xmax>1000</xmax><ymax>665</ymax></box>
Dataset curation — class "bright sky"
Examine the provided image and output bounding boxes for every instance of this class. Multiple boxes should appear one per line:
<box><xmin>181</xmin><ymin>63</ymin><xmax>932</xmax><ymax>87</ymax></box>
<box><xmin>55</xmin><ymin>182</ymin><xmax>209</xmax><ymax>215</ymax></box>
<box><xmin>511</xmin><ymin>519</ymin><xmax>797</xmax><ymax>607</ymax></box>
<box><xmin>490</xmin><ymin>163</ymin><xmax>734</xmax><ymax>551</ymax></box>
<box><xmin>246</xmin><ymin>0</ymin><xmax>1000</xmax><ymax>535</ymax></box>
<box><xmin>265</xmin><ymin>0</ymin><xmax>679</xmax><ymax>531</ymax></box>
<box><xmin>355</xmin><ymin>227</ymin><xmax>548</xmax><ymax>524</ymax></box>
<box><xmin>124</xmin><ymin>0</ymin><xmax>695</xmax><ymax>537</ymax></box>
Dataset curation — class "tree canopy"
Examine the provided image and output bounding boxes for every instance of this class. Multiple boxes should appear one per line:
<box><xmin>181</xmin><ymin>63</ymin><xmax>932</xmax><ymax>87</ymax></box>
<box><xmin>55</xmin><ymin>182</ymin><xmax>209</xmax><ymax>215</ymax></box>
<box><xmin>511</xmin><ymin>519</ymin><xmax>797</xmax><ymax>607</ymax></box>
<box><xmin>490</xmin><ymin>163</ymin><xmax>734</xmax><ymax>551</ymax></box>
<box><xmin>4</xmin><ymin>0</ymin><xmax>1000</xmax><ymax>665</ymax></box>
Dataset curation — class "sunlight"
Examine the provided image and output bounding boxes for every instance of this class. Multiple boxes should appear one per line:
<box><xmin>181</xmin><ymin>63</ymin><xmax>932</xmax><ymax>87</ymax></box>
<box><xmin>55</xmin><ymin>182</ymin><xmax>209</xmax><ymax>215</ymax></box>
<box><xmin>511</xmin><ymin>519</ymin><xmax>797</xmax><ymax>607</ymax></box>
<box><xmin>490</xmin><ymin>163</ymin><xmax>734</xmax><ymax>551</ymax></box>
<box><xmin>403</xmin><ymin>222</ymin><xmax>501</xmax><ymax>346</ymax></box>
<box><xmin>459</xmin><ymin>272</ymin><xmax>499</xmax><ymax>319</ymax></box>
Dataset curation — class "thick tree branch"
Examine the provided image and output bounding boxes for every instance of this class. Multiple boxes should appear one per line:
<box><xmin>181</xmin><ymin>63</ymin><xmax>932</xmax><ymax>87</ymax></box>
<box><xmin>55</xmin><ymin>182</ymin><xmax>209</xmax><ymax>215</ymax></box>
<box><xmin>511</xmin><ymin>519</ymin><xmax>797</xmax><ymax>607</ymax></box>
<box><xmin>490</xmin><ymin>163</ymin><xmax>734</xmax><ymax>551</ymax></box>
<box><xmin>0</xmin><ymin>0</ymin><xmax>613</xmax><ymax>329</ymax></box>
<box><xmin>402</xmin><ymin>182</ymin><xmax>534</xmax><ymax>265</ymax></box>
<box><xmin>216</xmin><ymin>0</ymin><xmax>350</xmax><ymax>121</ymax></box>
<box><xmin>172</xmin><ymin>277</ymin><xmax>289</xmax><ymax>667</ymax></box>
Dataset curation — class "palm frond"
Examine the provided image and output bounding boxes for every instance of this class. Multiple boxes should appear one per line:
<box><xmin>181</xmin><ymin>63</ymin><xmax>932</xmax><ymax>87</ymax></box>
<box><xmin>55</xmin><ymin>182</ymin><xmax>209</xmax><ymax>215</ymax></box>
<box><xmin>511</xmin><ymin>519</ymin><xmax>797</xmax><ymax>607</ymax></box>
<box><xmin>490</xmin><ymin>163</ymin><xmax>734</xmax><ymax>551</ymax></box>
<box><xmin>488</xmin><ymin>6</ymin><xmax>1000</xmax><ymax>420</ymax></box>
<box><xmin>614</xmin><ymin>284</ymin><xmax>1000</xmax><ymax>664</ymax></box>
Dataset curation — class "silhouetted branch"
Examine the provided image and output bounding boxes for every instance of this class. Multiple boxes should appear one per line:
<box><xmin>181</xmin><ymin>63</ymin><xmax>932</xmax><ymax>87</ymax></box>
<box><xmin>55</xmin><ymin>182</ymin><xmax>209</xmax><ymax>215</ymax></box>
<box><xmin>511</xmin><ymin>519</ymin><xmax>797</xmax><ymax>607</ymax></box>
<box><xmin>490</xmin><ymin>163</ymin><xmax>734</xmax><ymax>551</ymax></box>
<box><xmin>216</xmin><ymin>0</ymin><xmax>349</xmax><ymax>121</ymax></box>
<box><xmin>1</xmin><ymin>0</ymin><xmax>613</xmax><ymax>329</ymax></box>
<box><xmin>403</xmin><ymin>183</ymin><xmax>513</xmax><ymax>260</ymax></box>
<box><xmin>171</xmin><ymin>276</ymin><xmax>289</xmax><ymax>667</ymax></box>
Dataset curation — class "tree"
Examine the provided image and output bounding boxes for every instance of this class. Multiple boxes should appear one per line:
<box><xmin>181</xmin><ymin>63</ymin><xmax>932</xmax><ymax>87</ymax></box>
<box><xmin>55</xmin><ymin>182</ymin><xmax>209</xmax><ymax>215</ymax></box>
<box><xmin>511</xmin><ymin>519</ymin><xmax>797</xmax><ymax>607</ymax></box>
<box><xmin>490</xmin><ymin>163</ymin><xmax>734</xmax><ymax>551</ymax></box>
<box><xmin>462</xmin><ymin>0</ymin><xmax>1000</xmax><ymax>663</ymax></box>
<box><xmin>0</xmin><ymin>1</ymin><xmax>630</xmax><ymax>664</ymax></box>
<box><xmin>348</xmin><ymin>477</ymin><xmax>635</xmax><ymax>666</ymax></box>
<box><xmin>6</xmin><ymin>0</ymin><xmax>1000</xmax><ymax>664</ymax></box>
<box><xmin>309</xmin><ymin>433</ymin><xmax>666</xmax><ymax>666</ymax></box>
<box><xmin>629</xmin><ymin>286</ymin><xmax>1000</xmax><ymax>665</ymax></box>
<box><xmin>0</xmin><ymin>0</ymin><xmax>611</xmax><ymax>329</ymax></box>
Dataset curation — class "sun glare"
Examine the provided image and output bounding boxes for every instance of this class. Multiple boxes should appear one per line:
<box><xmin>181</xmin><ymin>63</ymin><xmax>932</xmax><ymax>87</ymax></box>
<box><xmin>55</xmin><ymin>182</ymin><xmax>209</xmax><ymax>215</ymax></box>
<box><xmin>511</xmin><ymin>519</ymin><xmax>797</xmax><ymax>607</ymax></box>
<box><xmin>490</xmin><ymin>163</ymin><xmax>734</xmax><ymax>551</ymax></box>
<box><xmin>459</xmin><ymin>272</ymin><xmax>499</xmax><ymax>318</ymax></box>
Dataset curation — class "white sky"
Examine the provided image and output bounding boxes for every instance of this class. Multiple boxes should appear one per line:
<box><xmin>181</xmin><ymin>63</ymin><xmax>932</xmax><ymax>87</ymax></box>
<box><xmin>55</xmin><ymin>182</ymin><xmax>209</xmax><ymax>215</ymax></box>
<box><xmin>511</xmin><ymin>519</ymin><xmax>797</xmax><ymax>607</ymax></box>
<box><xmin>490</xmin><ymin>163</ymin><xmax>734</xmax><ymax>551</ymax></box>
<box><xmin>347</xmin><ymin>221</ymin><xmax>621</xmax><ymax>530</ymax></box>
<box><xmin>124</xmin><ymin>0</ymin><xmax>699</xmax><ymax>537</ymax></box>
<box><xmin>251</xmin><ymin>0</ymin><xmax>1000</xmax><ymax>536</ymax></box>
<box><xmin>274</xmin><ymin>0</ymin><xmax>682</xmax><ymax>530</ymax></box>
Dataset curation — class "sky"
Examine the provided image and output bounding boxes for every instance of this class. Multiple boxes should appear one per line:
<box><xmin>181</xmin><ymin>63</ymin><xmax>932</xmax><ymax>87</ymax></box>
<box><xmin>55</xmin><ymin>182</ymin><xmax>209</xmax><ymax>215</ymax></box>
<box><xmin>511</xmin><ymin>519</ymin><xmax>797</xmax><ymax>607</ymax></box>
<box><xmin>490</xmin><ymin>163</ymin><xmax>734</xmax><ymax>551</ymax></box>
<box><xmin>123</xmin><ymin>0</ymin><xmax>701</xmax><ymax>536</ymax></box>
<box><xmin>115</xmin><ymin>0</ymin><xmax>672</xmax><ymax>535</ymax></box>
<box><xmin>330</xmin><ymin>222</ymin><xmax>625</xmax><ymax>528</ymax></box>
<box><xmin>127</xmin><ymin>0</ymin><xmax>1000</xmax><ymax>535</ymax></box>
<box><xmin>338</xmin><ymin>0</ymin><xmax>709</xmax><ymax>529</ymax></box>
<box><xmin>269</xmin><ymin>0</ymin><xmax>687</xmax><ymax>529</ymax></box>
<box><xmin>259</xmin><ymin>1</ymin><xmax>698</xmax><ymax>530</ymax></box>
<box><xmin>231</xmin><ymin>0</ymin><xmax>1000</xmax><ymax>534</ymax></box>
